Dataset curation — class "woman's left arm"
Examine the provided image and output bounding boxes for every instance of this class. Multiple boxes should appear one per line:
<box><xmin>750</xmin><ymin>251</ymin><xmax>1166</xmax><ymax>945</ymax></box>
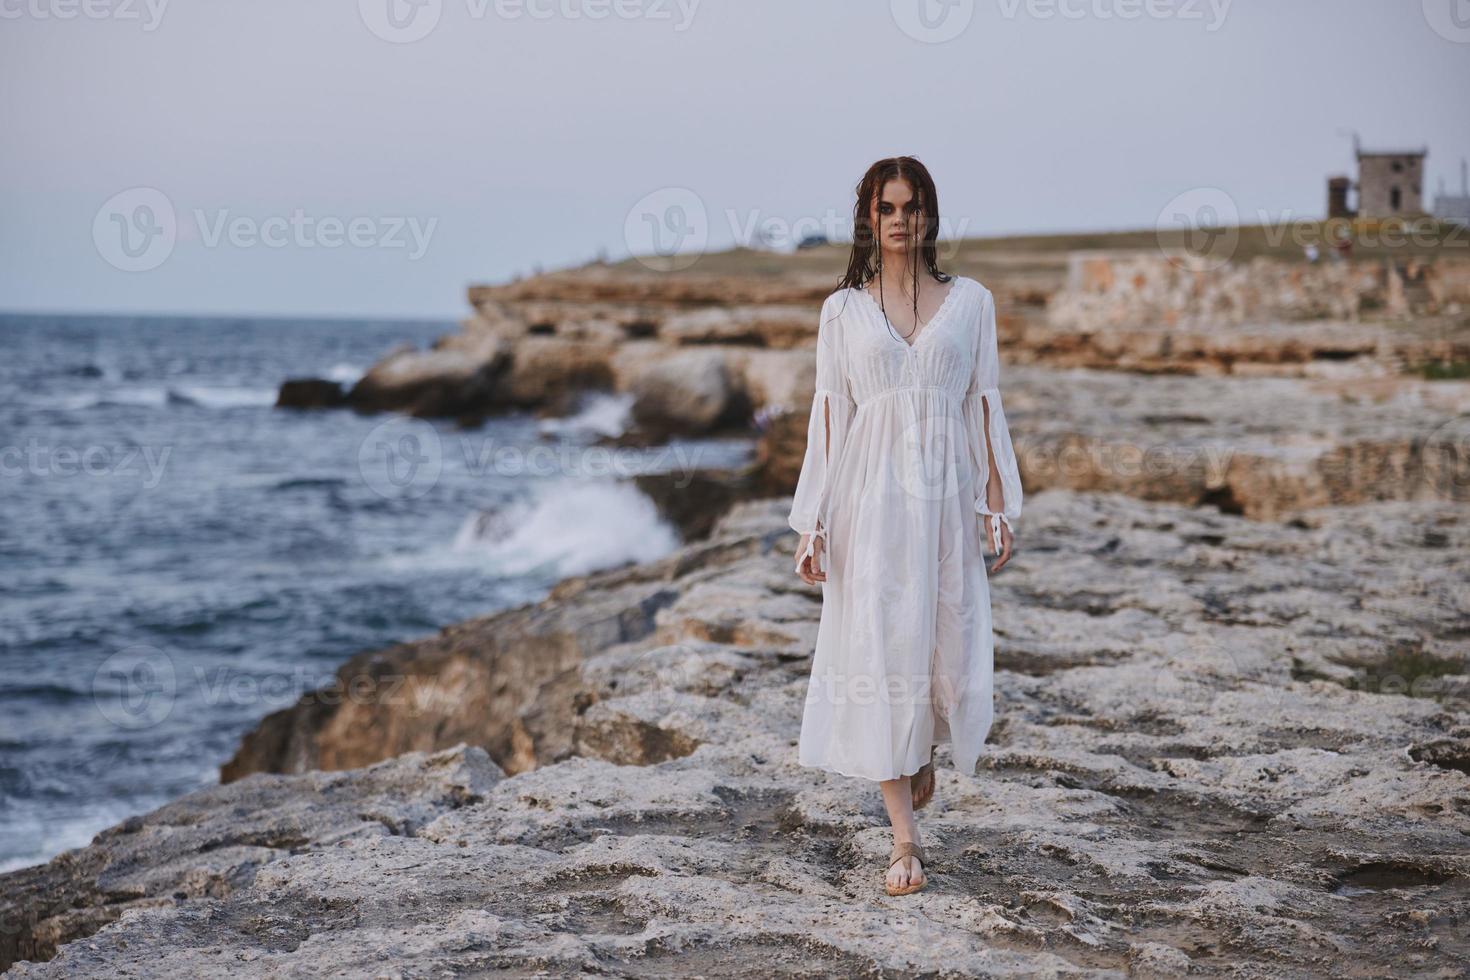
<box><xmin>963</xmin><ymin>286</ymin><xmax>1024</xmax><ymax>570</ymax></box>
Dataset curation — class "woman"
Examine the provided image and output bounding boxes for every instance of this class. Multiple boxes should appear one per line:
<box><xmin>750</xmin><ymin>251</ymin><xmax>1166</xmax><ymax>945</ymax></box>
<box><xmin>788</xmin><ymin>156</ymin><xmax>1023</xmax><ymax>897</ymax></box>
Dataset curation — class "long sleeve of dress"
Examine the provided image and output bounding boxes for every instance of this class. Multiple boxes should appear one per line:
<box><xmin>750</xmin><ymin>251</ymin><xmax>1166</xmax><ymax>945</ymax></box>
<box><xmin>788</xmin><ymin>293</ymin><xmax>855</xmax><ymax>573</ymax></box>
<box><xmin>962</xmin><ymin>286</ymin><xmax>1023</xmax><ymax>554</ymax></box>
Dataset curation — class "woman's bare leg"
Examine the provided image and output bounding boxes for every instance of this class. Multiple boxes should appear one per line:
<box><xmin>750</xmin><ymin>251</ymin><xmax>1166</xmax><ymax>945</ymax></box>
<box><xmin>879</xmin><ymin>776</ymin><xmax>926</xmax><ymax>891</ymax></box>
<box><xmin>911</xmin><ymin>744</ymin><xmax>936</xmax><ymax>809</ymax></box>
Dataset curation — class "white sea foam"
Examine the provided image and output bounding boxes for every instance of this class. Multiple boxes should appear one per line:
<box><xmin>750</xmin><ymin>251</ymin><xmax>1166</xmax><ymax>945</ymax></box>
<box><xmin>0</xmin><ymin>787</ymin><xmax>205</xmax><ymax>875</ymax></box>
<box><xmin>97</xmin><ymin>387</ymin><xmax>170</xmax><ymax>408</ymax></box>
<box><xmin>451</xmin><ymin>479</ymin><xmax>677</xmax><ymax>578</ymax></box>
<box><xmin>171</xmin><ymin>386</ymin><xmax>278</xmax><ymax>409</ymax></box>
<box><xmin>537</xmin><ymin>391</ymin><xmax>633</xmax><ymax>441</ymax></box>
<box><xmin>39</xmin><ymin>385</ymin><xmax>277</xmax><ymax>410</ymax></box>
<box><xmin>326</xmin><ymin>363</ymin><xmax>364</xmax><ymax>386</ymax></box>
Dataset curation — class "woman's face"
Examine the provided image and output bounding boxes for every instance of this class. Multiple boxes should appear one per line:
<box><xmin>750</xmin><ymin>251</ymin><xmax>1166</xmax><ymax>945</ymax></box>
<box><xmin>869</xmin><ymin>177</ymin><xmax>926</xmax><ymax>254</ymax></box>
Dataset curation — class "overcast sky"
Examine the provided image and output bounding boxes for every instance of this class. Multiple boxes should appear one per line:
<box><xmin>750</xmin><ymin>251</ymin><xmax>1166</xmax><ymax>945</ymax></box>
<box><xmin>2</xmin><ymin>0</ymin><xmax>1467</xmax><ymax>318</ymax></box>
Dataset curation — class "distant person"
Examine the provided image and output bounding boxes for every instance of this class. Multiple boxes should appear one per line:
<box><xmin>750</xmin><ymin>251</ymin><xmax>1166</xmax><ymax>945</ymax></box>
<box><xmin>788</xmin><ymin>156</ymin><xmax>1022</xmax><ymax>898</ymax></box>
<box><xmin>1304</xmin><ymin>243</ymin><xmax>1320</xmax><ymax>263</ymax></box>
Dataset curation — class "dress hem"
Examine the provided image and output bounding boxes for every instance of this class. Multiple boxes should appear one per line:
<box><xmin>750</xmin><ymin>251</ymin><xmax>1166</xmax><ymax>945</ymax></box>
<box><xmin>798</xmin><ymin>745</ymin><xmax>943</xmax><ymax>783</ymax></box>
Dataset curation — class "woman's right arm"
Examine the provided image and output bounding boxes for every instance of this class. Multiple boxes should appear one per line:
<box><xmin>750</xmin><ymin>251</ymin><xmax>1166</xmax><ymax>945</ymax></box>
<box><xmin>789</xmin><ymin>293</ymin><xmax>855</xmax><ymax>580</ymax></box>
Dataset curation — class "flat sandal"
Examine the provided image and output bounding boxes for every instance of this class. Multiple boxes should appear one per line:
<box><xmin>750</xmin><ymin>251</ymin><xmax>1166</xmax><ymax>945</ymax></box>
<box><xmin>885</xmin><ymin>841</ymin><xmax>928</xmax><ymax>896</ymax></box>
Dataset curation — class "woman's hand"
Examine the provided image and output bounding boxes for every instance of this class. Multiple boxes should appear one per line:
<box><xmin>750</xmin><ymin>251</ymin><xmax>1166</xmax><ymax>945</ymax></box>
<box><xmin>795</xmin><ymin>532</ymin><xmax>827</xmax><ymax>585</ymax></box>
<box><xmin>984</xmin><ymin>516</ymin><xmax>1015</xmax><ymax>572</ymax></box>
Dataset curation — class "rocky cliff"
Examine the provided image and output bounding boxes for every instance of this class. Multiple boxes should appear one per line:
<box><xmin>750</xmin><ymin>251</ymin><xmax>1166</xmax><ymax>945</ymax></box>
<box><xmin>222</xmin><ymin>362</ymin><xmax>1470</xmax><ymax>800</ymax></box>
<box><xmin>311</xmin><ymin>255</ymin><xmax>1470</xmax><ymax>437</ymax></box>
<box><xmin>1048</xmin><ymin>251</ymin><xmax>1470</xmax><ymax>328</ymax></box>
<box><xmin>282</xmin><ymin>255</ymin><xmax>1470</xmax><ymax>538</ymax></box>
<box><xmin>6</xmin><ymin>491</ymin><xmax>1469</xmax><ymax>977</ymax></box>
<box><xmin>11</xmin><ymin>250</ymin><xmax>1470</xmax><ymax>977</ymax></box>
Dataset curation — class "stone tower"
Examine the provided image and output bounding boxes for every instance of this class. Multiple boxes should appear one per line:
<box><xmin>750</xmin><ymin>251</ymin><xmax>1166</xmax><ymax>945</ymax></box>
<box><xmin>1355</xmin><ymin>143</ymin><xmax>1427</xmax><ymax>218</ymax></box>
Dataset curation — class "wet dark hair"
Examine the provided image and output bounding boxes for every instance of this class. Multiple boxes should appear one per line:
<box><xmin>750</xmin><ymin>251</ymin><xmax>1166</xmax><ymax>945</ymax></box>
<box><xmin>828</xmin><ymin>156</ymin><xmax>953</xmax><ymax>339</ymax></box>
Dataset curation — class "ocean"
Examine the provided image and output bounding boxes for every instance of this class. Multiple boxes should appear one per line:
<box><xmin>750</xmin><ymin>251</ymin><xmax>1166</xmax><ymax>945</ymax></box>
<box><xmin>0</xmin><ymin>313</ymin><xmax>750</xmax><ymax>871</ymax></box>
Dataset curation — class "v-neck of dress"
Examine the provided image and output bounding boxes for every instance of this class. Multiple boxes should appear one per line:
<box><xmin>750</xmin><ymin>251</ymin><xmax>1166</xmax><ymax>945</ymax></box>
<box><xmin>856</xmin><ymin>276</ymin><xmax>966</xmax><ymax>350</ymax></box>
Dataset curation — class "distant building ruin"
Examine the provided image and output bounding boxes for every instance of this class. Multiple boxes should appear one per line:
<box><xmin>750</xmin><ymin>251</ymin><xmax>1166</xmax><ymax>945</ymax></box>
<box><xmin>1326</xmin><ymin>176</ymin><xmax>1354</xmax><ymax>219</ymax></box>
<box><xmin>1324</xmin><ymin>135</ymin><xmax>1429</xmax><ymax>219</ymax></box>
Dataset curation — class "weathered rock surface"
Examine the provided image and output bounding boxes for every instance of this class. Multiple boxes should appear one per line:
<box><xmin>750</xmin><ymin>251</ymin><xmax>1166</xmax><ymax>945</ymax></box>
<box><xmin>1010</xmin><ymin>311</ymin><xmax>1470</xmax><ymax>378</ymax></box>
<box><xmin>758</xmin><ymin>362</ymin><xmax>1470</xmax><ymax>522</ymax></box>
<box><xmin>999</xmin><ymin>366</ymin><xmax>1470</xmax><ymax>519</ymax></box>
<box><xmin>465</xmin><ymin>264</ymin><xmax>836</xmax><ymax>308</ymax></box>
<box><xmin>345</xmin><ymin>336</ymin><xmax>511</xmax><ymax>419</ymax></box>
<box><xmin>360</xmin><ymin>257</ymin><xmax>1470</xmax><ymax>522</ymax></box>
<box><xmin>12</xmin><ymin>491</ymin><xmax>1468</xmax><ymax>977</ymax></box>
<box><xmin>658</xmin><ymin>303</ymin><xmax>817</xmax><ymax>348</ymax></box>
<box><xmin>217</xmin><ymin>558</ymin><xmax>686</xmax><ymax>783</ymax></box>
<box><xmin>274</xmin><ymin>378</ymin><xmax>345</xmax><ymax>410</ymax></box>
<box><xmin>316</xmin><ymin>250</ymin><xmax>1470</xmax><ymax>442</ymax></box>
<box><xmin>1038</xmin><ymin>252</ymin><xmax>1470</xmax><ymax>376</ymax></box>
<box><xmin>0</xmin><ymin>747</ymin><xmax>503</xmax><ymax>970</ymax></box>
<box><xmin>227</xmin><ymin>385</ymin><xmax>1470</xmax><ymax>777</ymax></box>
<box><xmin>633</xmin><ymin>466</ymin><xmax>761</xmax><ymax>542</ymax></box>
<box><xmin>626</xmin><ymin>347</ymin><xmax>747</xmax><ymax>439</ymax></box>
<box><xmin>1047</xmin><ymin>250</ymin><xmax>1470</xmax><ymax>329</ymax></box>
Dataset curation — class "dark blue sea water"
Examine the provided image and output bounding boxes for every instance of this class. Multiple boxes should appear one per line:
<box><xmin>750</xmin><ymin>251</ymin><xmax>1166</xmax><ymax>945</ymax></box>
<box><xmin>0</xmin><ymin>313</ymin><xmax>750</xmax><ymax>871</ymax></box>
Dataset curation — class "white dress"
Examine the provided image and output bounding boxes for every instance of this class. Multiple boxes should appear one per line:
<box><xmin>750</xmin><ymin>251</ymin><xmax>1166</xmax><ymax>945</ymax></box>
<box><xmin>788</xmin><ymin>275</ymin><xmax>1023</xmax><ymax>782</ymax></box>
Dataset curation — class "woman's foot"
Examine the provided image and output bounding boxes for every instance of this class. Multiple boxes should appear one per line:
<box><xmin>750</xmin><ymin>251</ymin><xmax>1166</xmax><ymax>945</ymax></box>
<box><xmin>885</xmin><ymin>841</ymin><xmax>927</xmax><ymax>896</ymax></box>
<box><xmin>910</xmin><ymin>746</ymin><xmax>936</xmax><ymax>810</ymax></box>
